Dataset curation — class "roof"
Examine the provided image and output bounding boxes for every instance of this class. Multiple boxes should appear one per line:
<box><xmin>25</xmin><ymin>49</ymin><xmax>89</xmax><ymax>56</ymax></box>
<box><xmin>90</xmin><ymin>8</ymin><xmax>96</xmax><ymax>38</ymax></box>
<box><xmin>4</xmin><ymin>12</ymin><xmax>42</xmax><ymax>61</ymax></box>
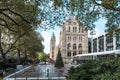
<box><xmin>74</xmin><ymin>50</ymin><xmax>120</xmax><ymax>57</ymax></box>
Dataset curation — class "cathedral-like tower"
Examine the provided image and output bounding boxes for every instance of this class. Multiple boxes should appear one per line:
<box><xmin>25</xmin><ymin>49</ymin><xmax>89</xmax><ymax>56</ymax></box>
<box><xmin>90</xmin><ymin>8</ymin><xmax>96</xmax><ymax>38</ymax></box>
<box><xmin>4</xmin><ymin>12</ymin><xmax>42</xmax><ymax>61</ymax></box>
<box><xmin>60</xmin><ymin>15</ymin><xmax>88</xmax><ymax>63</ymax></box>
<box><xmin>50</xmin><ymin>32</ymin><xmax>56</xmax><ymax>60</ymax></box>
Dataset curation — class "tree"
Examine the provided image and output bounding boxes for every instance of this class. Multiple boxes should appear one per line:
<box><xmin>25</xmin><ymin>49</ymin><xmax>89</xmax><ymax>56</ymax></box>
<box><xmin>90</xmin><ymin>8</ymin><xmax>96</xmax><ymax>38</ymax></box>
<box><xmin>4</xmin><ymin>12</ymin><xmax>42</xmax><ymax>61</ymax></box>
<box><xmin>13</xmin><ymin>30</ymin><xmax>44</xmax><ymax>64</ymax></box>
<box><xmin>0</xmin><ymin>0</ymin><xmax>40</xmax><ymax>60</ymax></box>
<box><xmin>52</xmin><ymin>0</ymin><xmax>120</xmax><ymax>30</ymax></box>
<box><xmin>35</xmin><ymin>0</ymin><xmax>120</xmax><ymax>32</ymax></box>
<box><xmin>38</xmin><ymin>52</ymin><xmax>48</xmax><ymax>62</ymax></box>
<box><xmin>55</xmin><ymin>49</ymin><xmax>64</xmax><ymax>68</ymax></box>
<box><xmin>66</xmin><ymin>57</ymin><xmax>120</xmax><ymax>80</ymax></box>
<box><xmin>0</xmin><ymin>0</ymin><xmax>119</xmax><ymax>60</ymax></box>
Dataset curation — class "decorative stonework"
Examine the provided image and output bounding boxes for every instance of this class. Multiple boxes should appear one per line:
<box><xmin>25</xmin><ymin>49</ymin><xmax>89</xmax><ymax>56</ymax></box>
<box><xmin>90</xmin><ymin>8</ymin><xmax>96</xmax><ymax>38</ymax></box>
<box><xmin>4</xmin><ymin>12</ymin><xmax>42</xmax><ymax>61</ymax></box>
<box><xmin>50</xmin><ymin>16</ymin><xmax>88</xmax><ymax>63</ymax></box>
<box><xmin>59</xmin><ymin>16</ymin><xmax>88</xmax><ymax>63</ymax></box>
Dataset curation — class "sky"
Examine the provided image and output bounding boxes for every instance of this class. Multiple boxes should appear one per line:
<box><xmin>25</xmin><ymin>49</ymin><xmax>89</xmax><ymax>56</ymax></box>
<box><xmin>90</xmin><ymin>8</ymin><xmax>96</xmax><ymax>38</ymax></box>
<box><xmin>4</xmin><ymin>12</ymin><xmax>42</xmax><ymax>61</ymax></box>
<box><xmin>41</xmin><ymin>18</ymin><xmax>107</xmax><ymax>53</ymax></box>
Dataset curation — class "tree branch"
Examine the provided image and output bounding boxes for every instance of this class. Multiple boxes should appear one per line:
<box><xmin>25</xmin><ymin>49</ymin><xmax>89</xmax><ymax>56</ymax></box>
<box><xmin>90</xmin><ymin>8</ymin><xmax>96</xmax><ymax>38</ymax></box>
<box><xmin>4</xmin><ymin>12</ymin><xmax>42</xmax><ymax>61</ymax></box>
<box><xmin>0</xmin><ymin>12</ymin><xmax>19</xmax><ymax>26</ymax></box>
<box><xmin>0</xmin><ymin>8</ymin><xmax>30</xmax><ymax>24</ymax></box>
<box><xmin>4</xmin><ymin>32</ymin><xmax>26</xmax><ymax>55</ymax></box>
<box><xmin>0</xmin><ymin>18</ymin><xmax>18</xmax><ymax>32</ymax></box>
<box><xmin>0</xmin><ymin>8</ymin><xmax>10</xmax><ymax>12</ymax></box>
<box><xmin>8</xmin><ymin>8</ymin><xmax>31</xmax><ymax>24</ymax></box>
<box><xmin>92</xmin><ymin>0</ymin><xmax>120</xmax><ymax>11</ymax></box>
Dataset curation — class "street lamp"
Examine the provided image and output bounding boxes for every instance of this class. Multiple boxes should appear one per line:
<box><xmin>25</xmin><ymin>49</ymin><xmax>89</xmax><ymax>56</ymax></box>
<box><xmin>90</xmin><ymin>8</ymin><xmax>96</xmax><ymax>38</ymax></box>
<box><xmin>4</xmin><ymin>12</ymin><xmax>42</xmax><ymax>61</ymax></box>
<box><xmin>90</xmin><ymin>29</ymin><xmax>96</xmax><ymax>53</ymax></box>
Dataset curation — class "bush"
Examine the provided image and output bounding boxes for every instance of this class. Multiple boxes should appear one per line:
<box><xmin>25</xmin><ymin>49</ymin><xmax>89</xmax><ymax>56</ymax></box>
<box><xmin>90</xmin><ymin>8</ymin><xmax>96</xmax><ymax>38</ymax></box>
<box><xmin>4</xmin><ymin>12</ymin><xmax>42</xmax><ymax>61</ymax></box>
<box><xmin>66</xmin><ymin>57</ymin><xmax>120</xmax><ymax>80</ymax></box>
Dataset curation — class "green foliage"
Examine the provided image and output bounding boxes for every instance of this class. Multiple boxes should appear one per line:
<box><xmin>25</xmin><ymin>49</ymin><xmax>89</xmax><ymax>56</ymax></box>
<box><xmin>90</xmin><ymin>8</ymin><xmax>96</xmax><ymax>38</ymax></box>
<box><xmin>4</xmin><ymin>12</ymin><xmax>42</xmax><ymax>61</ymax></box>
<box><xmin>0</xmin><ymin>0</ymin><xmax>120</xmax><ymax>60</ymax></box>
<box><xmin>39</xmin><ymin>0</ymin><xmax>120</xmax><ymax>35</ymax></box>
<box><xmin>0</xmin><ymin>0</ymin><xmax>41</xmax><ymax>59</ymax></box>
<box><xmin>0</xmin><ymin>0</ymin><xmax>40</xmax><ymax>32</ymax></box>
<box><xmin>38</xmin><ymin>52</ymin><xmax>48</xmax><ymax>61</ymax></box>
<box><xmin>0</xmin><ymin>0</ymin><xmax>120</xmax><ymax>32</ymax></box>
<box><xmin>55</xmin><ymin>49</ymin><xmax>64</xmax><ymax>68</ymax></box>
<box><xmin>16</xmin><ymin>30</ymin><xmax>44</xmax><ymax>59</ymax></box>
<box><xmin>66</xmin><ymin>57</ymin><xmax>120</xmax><ymax>80</ymax></box>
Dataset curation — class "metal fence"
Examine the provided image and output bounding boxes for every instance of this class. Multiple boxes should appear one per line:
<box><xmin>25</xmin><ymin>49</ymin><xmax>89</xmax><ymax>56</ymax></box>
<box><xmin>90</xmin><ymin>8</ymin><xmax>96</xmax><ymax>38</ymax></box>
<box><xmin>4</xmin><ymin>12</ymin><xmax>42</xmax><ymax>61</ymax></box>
<box><xmin>4</xmin><ymin>65</ymin><xmax>66</xmax><ymax>80</ymax></box>
<box><xmin>4</xmin><ymin>77</ymin><xmax>66</xmax><ymax>80</ymax></box>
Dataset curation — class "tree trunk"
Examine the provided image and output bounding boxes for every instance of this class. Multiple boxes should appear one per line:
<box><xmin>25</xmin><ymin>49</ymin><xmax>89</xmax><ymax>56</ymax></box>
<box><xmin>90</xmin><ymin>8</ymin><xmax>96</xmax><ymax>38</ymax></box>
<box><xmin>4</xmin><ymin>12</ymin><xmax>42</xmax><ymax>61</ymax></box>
<box><xmin>0</xmin><ymin>29</ymin><xmax>5</xmax><ymax>60</ymax></box>
<box><xmin>17</xmin><ymin>48</ymin><xmax>21</xmax><ymax>64</ymax></box>
<box><xmin>24</xmin><ymin>49</ymin><xmax>28</xmax><ymax>64</ymax></box>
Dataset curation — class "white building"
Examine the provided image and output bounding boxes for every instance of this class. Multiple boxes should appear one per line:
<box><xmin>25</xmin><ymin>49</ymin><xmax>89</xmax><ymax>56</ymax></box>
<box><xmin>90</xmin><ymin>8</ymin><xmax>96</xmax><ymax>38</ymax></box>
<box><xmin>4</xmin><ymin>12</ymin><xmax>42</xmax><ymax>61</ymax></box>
<box><xmin>92</xmin><ymin>33</ymin><xmax>120</xmax><ymax>53</ymax></box>
<box><xmin>50</xmin><ymin>16</ymin><xmax>88</xmax><ymax>63</ymax></box>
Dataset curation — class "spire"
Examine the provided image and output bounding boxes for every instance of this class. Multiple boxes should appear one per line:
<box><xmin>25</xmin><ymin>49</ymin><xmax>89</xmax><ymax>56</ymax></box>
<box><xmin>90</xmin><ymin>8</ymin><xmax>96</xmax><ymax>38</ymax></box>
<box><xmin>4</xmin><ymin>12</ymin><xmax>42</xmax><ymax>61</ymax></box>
<box><xmin>51</xmin><ymin>32</ymin><xmax>56</xmax><ymax>41</ymax></box>
<box><xmin>52</xmin><ymin>32</ymin><xmax>55</xmax><ymax>37</ymax></box>
<box><xmin>73</xmin><ymin>16</ymin><xmax>77</xmax><ymax>20</ymax></box>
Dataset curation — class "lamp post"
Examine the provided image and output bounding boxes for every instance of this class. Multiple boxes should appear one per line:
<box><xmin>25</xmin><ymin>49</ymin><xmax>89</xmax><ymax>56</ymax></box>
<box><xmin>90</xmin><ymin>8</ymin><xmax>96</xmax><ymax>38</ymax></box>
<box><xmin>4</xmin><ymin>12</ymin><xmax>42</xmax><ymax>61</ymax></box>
<box><xmin>90</xmin><ymin>30</ymin><xmax>96</xmax><ymax>53</ymax></box>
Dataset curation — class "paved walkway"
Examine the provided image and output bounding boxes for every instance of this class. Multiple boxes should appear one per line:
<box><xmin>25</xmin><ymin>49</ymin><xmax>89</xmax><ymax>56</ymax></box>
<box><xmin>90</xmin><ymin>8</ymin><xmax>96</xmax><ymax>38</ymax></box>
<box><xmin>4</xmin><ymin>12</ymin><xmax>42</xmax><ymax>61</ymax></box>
<box><xmin>4</xmin><ymin>63</ymin><xmax>79</xmax><ymax>80</ymax></box>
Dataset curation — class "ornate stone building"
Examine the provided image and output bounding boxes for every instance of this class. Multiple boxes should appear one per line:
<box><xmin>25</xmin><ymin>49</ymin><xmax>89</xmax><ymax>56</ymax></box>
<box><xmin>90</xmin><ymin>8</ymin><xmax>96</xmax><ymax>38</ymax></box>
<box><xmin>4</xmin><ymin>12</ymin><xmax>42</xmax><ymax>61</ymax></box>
<box><xmin>59</xmin><ymin>16</ymin><xmax>88</xmax><ymax>63</ymax></box>
<box><xmin>50</xmin><ymin>16</ymin><xmax>88</xmax><ymax>63</ymax></box>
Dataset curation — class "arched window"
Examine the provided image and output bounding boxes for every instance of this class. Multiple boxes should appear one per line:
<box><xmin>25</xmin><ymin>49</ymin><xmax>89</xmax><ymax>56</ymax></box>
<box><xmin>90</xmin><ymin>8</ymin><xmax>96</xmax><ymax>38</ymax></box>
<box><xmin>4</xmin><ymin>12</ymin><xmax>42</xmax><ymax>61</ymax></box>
<box><xmin>67</xmin><ymin>43</ymin><xmax>71</xmax><ymax>50</ymax></box>
<box><xmin>73</xmin><ymin>43</ymin><xmax>76</xmax><ymax>49</ymax></box>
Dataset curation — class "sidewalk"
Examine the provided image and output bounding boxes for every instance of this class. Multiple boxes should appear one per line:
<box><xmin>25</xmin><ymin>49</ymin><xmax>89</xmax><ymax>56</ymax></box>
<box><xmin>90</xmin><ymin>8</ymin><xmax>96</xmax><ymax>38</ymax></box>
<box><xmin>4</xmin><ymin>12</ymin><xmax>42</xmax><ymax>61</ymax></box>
<box><xmin>3</xmin><ymin>65</ymin><xmax>30</xmax><ymax>77</ymax></box>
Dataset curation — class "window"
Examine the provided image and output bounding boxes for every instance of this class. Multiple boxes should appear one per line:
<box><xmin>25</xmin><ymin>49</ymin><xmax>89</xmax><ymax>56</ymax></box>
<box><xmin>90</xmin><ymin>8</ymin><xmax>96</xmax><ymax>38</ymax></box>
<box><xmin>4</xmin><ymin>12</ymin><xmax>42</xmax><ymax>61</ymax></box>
<box><xmin>78</xmin><ymin>44</ymin><xmax>82</xmax><ymax>50</ymax></box>
<box><xmin>81</xmin><ymin>37</ymin><xmax>82</xmax><ymax>42</ymax></box>
<box><xmin>73</xmin><ymin>27</ymin><xmax>74</xmax><ymax>32</ymax></box>
<box><xmin>69</xmin><ymin>27</ymin><xmax>70</xmax><ymax>32</ymax></box>
<box><xmin>70</xmin><ymin>36</ymin><xmax>71</xmax><ymax>41</ymax></box>
<box><xmin>79</xmin><ymin>37</ymin><xmax>82</xmax><ymax>42</ymax></box>
<box><xmin>67</xmin><ymin>52</ymin><xmax>71</xmax><ymax>56</ymax></box>
<box><xmin>75</xmin><ymin>27</ymin><xmax>77</xmax><ymax>32</ymax></box>
<box><xmin>79</xmin><ymin>37</ymin><xmax>81</xmax><ymax>42</ymax></box>
<box><xmin>67</xmin><ymin>43</ymin><xmax>71</xmax><ymax>50</ymax></box>
<box><xmin>82</xmin><ymin>27</ymin><xmax>84</xmax><ymax>33</ymax></box>
<box><xmin>78</xmin><ymin>44</ymin><xmax>82</xmax><ymax>54</ymax></box>
<box><xmin>79</xmin><ymin>51</ymin><xmax>82</xmax><ymax>54</ymax></box>
<box><xmin>73</xmin><ymin>51</ymin><xmax>76</xmax><ymax>56</ymax></box>
<box><xmin>68</xmin><ymin>36</ymin><xmax>70</xmax><ymax>41</ymax></box>
<box><xmin>73</xmin><ymin>37</ymin><xmax>77</xmax><ymax>41</ymax></box>
<box><xmin>73</xmin><ymin>43</ymin><xmax>77</xmax><ymax>49</ymax></box>
<box><xmin>79</xmin><ymin>27</ymin><xmax>81</xmax><ymax>33</ymax></box>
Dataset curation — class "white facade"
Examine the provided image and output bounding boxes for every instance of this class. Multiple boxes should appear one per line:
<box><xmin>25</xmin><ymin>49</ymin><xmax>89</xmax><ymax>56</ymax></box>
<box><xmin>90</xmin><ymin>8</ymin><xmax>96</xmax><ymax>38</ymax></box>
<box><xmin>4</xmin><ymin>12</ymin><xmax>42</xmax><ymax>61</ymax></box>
<box><xmin>50</xmin><ymin>16</ymin><xmax>88</xmax><ymax>63</ymax></box>
<box><xmin>92</xmin><ymin>33</ymin><xmax>120</xmax><ymax>53</ymax></box>
<box><xmin>59</xmin><ymin>16</ymin><xmax>88</xmax><ymax>63</ymax></box>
